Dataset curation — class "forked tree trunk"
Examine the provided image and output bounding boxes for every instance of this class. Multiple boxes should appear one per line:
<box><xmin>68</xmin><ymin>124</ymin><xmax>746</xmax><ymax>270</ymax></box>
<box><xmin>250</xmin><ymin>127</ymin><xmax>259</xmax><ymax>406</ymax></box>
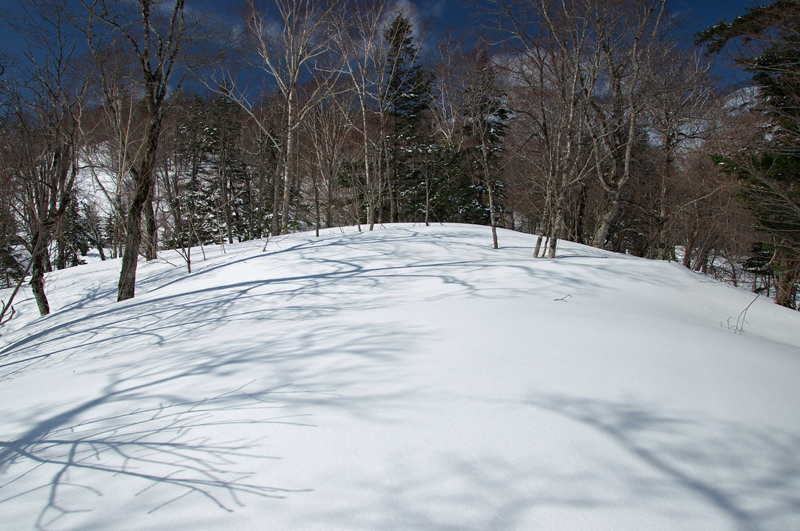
<box><xmin>592</xmin><ymin>190</ymin><xmax>621</xmax><ymax>249</ymax></box>
<box><xmin>548</xmin><ymin>196</ymin><xmax>566</xmax><ymax>259</ymax></box>
<box><xmin>118</xmin><ymin>128</ymin><xmax>160</xmax><ymax>302</ymax></box>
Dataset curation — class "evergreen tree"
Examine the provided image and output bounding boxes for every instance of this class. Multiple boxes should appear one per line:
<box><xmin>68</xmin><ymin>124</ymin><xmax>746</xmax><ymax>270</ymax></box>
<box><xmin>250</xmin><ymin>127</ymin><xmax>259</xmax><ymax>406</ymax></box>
<box><xmin>0</xmin><ymin>183</ymin><xmax>22</xmax><ymax>288</ymax></box>
<box><xmin>384</xmin><ymin>13</ymin><xmax>436</xmax><ymax>222</ymax></box>
<box><xmin>206</xmin><ymin>89</ymin><xmax>249</xmax><ymax>243</ymax></box>
<box><xmin>425</xmin><ymin>144</ymin><xmax>485</xmax><ymax>225</ymax></box>
<box><xmin>462</xmin><ymin>54</ymin><xmax>510</xmax><ymax>249</ymax></box>
<box><xmin>177</xmin><ymin>95</ymin><xmax>216</xmax><ymax>246</ymax></box>
<box><xmin>698</xmin><ymin>0</ymin><xmax>800</xmax><ymax>308</ymax></box>
<box><xmin>55</xmin><ymin>199</ymin><xmax>91</xmax><ymax>270</ymax></box>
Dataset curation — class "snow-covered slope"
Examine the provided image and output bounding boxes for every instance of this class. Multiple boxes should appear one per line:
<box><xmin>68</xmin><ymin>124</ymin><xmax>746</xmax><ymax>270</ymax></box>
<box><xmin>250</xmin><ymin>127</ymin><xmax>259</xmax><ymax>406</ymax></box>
<box><xmin>1</xmin><ymin>224</ymin><xmax>799</xmax><ymax>531</ymax></box>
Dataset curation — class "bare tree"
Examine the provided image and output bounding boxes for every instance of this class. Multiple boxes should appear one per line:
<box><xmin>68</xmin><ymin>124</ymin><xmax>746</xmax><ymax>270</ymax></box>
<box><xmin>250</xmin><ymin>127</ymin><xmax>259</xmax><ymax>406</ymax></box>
<box><xmin>578</xmin><ymin>0</ymin><xmax>667</xmax><ymax>248</ymax></box>
<box><xmin>227</xmin><ymin>0</ymin><xmax>342</xmax><ymax>236</ymax></box>
<box><xmin>331</xmin><ymin>0</ymin><xmax>394</xmax><ymax>230</ymax></box>
<box><xmin>82</xmin><ymin>0</ymin><xmax>206</xmax><ymax>301</ymax></box>
<box><xmin>1</xmin><ymin>0</ymin><xmax>89</xmax><ymax>317</ymax></box>
<box><xmin>641</xmin><ymin>44</ymin><xmax>714</xmax><ymax>259</ymax></box>
<box><xmin>301</xmin><ymin>87</ymin><xmax>352</xmax><ymax>235</ymax></box>
<box><xmin>80</xmin><ymin>40</ymin><xmax>143</xmax><ymax>262</ymax></box>
<box><xmin>489</xmin><ymin>0</ymin><xmax>596</xmax><ymax>257</ymax></box>
<box><xmin>462</xmin><ymin>50</ymin><xmax>510</xmax><ymax>249</ymax></box>
<box><xmin>332</xmin><ymin>0</ymin><xmax>432</xmax><ymax>229</ymax></box>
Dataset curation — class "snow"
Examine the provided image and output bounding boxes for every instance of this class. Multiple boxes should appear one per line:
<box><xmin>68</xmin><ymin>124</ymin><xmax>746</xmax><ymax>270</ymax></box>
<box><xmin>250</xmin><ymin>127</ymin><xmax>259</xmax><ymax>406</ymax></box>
<box><xmin>1</xmin><ymin>223</ymin><xmax>799</xmax><ymax>530</ymax></box>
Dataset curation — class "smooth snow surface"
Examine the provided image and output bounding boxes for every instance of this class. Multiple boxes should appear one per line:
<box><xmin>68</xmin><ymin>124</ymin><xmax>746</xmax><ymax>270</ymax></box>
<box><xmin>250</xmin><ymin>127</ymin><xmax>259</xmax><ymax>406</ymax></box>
<box><xmin>1</xmin><ymin>224</ymin><xmax>799</xmax><ymax>531</ymax></box>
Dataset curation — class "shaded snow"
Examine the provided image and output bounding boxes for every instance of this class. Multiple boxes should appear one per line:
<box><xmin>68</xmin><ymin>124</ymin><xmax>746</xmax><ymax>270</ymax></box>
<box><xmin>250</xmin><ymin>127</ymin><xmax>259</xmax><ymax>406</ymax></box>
<box><xmin>1</xmin><ymin>224</ymin><xmax>799</xmax><ymax>530</ymax></box>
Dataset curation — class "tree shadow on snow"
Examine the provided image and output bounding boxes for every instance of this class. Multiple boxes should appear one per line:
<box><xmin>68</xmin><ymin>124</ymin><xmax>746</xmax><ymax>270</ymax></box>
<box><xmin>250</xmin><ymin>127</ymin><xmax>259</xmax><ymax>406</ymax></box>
<box><xmin>523</xmin><ymin>394</ymin><xmax>800</xmax><ymax>531</ymax></box>
<box><xmin>0</xmin><ymin>226</ymin><xmax>753</xmax><ymax>528</ymax></box>
<box><xmin>0</xmin><ymin>316</ymin><xmax>422</xmax><ymax>529</ymax></box>
<box><xmin>313</xmin><ymin>394</ymin><xmax>800</xmax><ymax>531</ymax></box>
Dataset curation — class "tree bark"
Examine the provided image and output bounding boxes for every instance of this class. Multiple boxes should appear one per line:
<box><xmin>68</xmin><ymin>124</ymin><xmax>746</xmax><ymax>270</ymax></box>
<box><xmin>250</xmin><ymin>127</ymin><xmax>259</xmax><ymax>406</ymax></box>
<box><xmin>592</xmin><ymin>191</ymin><xmax>621</xmax><ymax>249</ymax></box>
<box><xmin>30</xmin><ymin>230</ymin><xmax>51</xmax><ymax>316</ymax></box>
<box><xmin>118</xmin><ymin>126</ymin><xmax>160</xmax><ymax>301</ymax></box>
<box><xmin>145</xmin><ymin>195</ymin><xmax>158</xmax><ymax>260</ymax></box>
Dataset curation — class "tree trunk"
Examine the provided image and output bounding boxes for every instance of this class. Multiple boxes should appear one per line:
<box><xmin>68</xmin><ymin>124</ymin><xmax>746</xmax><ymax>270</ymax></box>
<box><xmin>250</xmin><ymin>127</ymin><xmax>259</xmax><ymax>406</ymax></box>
<box><xmin>548</xmin><ymin>200</ymin><xmax>565</xmax><ymax>259</ymax></box>
<box><xmin>592</xmin><ymin>191</ymin><xmax>621</xmax><ymax>249</ymax></box>
<box><xmin>534</xmin><ymin>184</ymin><xmax>553</xmax><ymax>258</ymax></box>
<box><xmin>683</xmin><ymin>229</ymin><xmax>695</xmax><ymax>268</ymax></box>
<box><xmin>118</xmin><ymin>197</ymin><xmax>145</xmax><ymax>302</ymax></box>
<box><xmin>145</xmin><ymin>195</ymin><xmax>158</xmax><ymax>260</ymax></box>
<box><xmin>56</xmin><ymin>235</ymin><xmax>68</xmax><ymax>270</ymax></box>
<box><xmin>362</xmin><ymin>102</ymin><xmax>375</xmax><ymax>230</ymax></box>
<box><xmin>271</xmin><ymin>162</ymin><xmax>282</xmax><ymax>235</ymax></box>
<box><xmin>118</xmin><ymin>124</ymin><xmax>159</xmax><ymax>302</ymax></box>
<box><xmin>313</xmin><ymin>170</ymin><xmax>321</xmax><ymax>237</ymax></box>
<box><xmin>280</xmin><ymin>100</ymin><xmax>295</xmax><ymax>235</ymax></box>
<box><xmin>575</xmin><ymin>182</ymin><xmax>587</xmax><ymax>245</ymax></box>
<box><xmin>30</xmin><ymin>231</ymin><xmax>51</xmax><ymax>316</ymax></box>
<box><xmin>775</xmin><ymin>253</ymin><xmax>798</xmax><ymax>309</ymax></box>
<box><xmin>487</xmin><ymin>177</ymin><xmax>499</xmax><ymax>250</ymax></box>
<box><xmin>424</xmin><ymin>171</ymin><xmax>430</xmax><ymax>227</ymax></box>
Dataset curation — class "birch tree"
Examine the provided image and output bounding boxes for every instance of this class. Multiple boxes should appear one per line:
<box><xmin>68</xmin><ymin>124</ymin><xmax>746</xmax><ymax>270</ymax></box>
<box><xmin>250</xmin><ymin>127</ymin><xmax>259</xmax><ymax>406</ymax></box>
<box><xmin>236</xmin><ymin>0</ymin><xmax>341</xmax><ymax>235</ymax></box>
<box><xmin>489</xmin><ymin>0</ymin><xmax>596</xmax><ymax>258</ymax></box>
<box><xmin>580</xmin><ymin>0</ymin><xmax>667</xmax><ymax>248</ymax></box>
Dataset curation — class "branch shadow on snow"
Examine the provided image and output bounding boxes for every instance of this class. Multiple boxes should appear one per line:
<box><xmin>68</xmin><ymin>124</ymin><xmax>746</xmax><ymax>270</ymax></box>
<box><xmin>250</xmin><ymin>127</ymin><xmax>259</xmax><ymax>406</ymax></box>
<box><xmin>0</xmin><ymin>382</ymin><xmax>303</xmax><ymax>530</ymax></box>
<box><xmin>1</xmin><ymin>229</ymin><xmax>517</xmax><ymax>366</ymax></box>
<box><xmin>314</xmin><ymin>394</ymin><xmax>800</xmax><ymax>531</ymax></box>
<box><xmin>0</xmin><ymin>314</ymin><xmax>421</xmax><ymax>529</ymax></box>
<box><xmin>523</xmin><ymin>394</ymin><xmax>800</xmax><ymax>531</ymax></box>
<box><xmin>1</xmin><ymin>225</ymin><xmax>675</xmax><ymax>364</ymax></box>
<box><xmin>0</xmin><ymin>226</ymin><xmax>748</xmax><ymax>528</ymax></box>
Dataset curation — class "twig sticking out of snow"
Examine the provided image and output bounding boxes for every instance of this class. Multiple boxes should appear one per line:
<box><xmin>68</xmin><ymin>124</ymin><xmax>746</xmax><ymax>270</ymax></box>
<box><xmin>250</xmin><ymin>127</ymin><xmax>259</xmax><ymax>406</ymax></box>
<box><xmin>735</xmin><ymin>293</ymin><xmax>760</xmax><ymax>334</ymax></box>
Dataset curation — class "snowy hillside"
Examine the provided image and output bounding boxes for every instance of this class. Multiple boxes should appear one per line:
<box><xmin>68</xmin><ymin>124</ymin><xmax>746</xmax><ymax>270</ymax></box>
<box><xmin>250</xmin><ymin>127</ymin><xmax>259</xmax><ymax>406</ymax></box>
<box><xmin>1</xmin><ymin>224</ymin><xmax>799</xmax><ymax>531</ymax></box>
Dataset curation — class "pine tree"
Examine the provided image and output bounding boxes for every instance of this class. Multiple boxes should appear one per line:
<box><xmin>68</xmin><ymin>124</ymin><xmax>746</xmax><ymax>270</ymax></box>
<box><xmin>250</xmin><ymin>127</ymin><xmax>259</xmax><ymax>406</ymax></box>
<box><xmin>206</xmin><ymin>90</ymin><xmax>249</xmax><ymax>243</ymax></box>
<box><xmin>55</xmin><ymin>199</ymin><xmax>90</xmax><ymax>270</ymax></box>
<box><xmin>698</xmin><ymin>0</ymin><xmax>800</xmax><ymax>308</ymax></box>
<box><xmin>384</xmin><ymin>13</ymin><xmax>436</xmax><ymax>222</ymax></box>
<box><xmin>462</xmin><ymin>54</ymin><xmax>510</xmax><ymax>249</ymax></box>
<box><xmin>168</xmin><ymin>94</ymin><xmax>215</xmax><ymax>248</ymax></box>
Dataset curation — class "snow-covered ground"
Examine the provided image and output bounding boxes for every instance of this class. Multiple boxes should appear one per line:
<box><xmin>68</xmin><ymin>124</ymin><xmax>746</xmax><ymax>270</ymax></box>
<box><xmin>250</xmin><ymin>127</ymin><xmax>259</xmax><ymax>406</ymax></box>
<box><xmin>1</xmin><ymin>224</ymin><xmax>799</xmax><ymax>531</ymax></box>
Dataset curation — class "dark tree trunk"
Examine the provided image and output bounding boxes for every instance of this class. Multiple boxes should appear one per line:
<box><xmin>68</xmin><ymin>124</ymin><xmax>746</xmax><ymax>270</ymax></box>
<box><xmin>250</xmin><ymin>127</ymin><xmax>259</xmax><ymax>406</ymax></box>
<box><xmin>56</xmin><ymin>235</ymin><xmax>68</xmax><ymax>270</ymax></box>
<box><xmin>775</xmin><ymin>252</ymin><xmax>798</xmax><ymax>309</ymax></box>
<box><xmin>575</xmin><ymin>182</ymin><xmax>587</xmax><ymax>245</ymax></box>
<box><xmin>271</xmin><ymin>162</ymin><xmax>281</xmax><ymax>235</ymax></box>
<box><xmin>145</xmin><ymin>195</ymin><xmax>157</xmax><ymax>260</ymax></box>
<box><xmin>118</xmin><ymin>124</ymin><xmax>160</xmax><ymax>302</ymax></box>
<box><xmin>30</xmin><ymin>231</ymin><xmax>51</xmax><ymax>316</ymax></box>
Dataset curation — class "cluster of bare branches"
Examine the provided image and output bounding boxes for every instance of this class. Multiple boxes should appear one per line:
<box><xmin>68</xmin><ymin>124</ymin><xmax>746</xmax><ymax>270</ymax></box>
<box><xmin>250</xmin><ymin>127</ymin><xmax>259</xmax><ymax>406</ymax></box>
<box><xmin>0</xmin><ymin>383</ymin><xmax>307</xmax><ymax>528</ymax></box>
<box><xmin>0</xmin><ymin>0</ymin><xmax>795</xmax><ymax>313</ymax></box>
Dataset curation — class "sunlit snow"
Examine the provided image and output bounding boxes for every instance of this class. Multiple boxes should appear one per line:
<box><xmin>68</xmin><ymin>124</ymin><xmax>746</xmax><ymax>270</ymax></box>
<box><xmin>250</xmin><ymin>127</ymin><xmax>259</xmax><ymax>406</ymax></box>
<box><xmin>1</xmin><ymin>224</ymin><xmax>799</xmax><ymax>530</ymax></box>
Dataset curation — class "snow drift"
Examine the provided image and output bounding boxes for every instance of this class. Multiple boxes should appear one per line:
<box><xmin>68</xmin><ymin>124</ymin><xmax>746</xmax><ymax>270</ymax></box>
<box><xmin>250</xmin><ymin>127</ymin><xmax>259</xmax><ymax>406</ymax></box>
<box><xmin>1</xmin><ymin>224</ymin><xmax>799</xmax><ymax>530</ymax></box>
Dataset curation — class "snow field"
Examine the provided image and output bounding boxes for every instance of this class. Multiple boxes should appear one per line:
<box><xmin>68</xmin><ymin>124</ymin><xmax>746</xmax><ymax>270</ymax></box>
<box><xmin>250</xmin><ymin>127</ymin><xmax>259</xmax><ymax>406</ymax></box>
<box><xmin>1</xmin><ymin>224</ymin><xmax>799</xmax><ymax>530</ymax></box>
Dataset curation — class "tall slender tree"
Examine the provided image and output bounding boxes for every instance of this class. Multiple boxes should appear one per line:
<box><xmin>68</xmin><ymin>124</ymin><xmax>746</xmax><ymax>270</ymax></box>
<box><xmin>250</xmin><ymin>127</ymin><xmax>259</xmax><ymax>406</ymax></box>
<box><xmin>462</xmin><ymin>50</ymin><xmax>510</xmax><ymax>249</ymax></box>
<box><xmin>83</xmin><ymin>0</ymin><xmax>191</xmax><ymax>301</ymax></box>
<box><xmin>383</xmin><ymin>12</ymin><xmax>435</xmax><ymax>223</ymax></box>
<box><xmin>1</xmin><ymin>0</ymin><xmax>88</xmax><ymax>316</ymax></box>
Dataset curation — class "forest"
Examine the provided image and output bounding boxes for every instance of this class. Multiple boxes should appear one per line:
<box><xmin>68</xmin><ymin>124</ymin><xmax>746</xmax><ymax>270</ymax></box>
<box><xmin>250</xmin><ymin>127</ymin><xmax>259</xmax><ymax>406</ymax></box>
<box><xmin>0</xmin><ymin>0</ymin><xmax>798</xmax><ymax>321</ymax></box>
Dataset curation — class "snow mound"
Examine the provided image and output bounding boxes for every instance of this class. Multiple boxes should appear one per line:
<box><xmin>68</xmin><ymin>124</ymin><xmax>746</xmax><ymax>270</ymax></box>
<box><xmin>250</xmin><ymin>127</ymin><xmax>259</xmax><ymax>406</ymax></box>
<box><xmin>1</xmin><ymin>224</ymin><xmax>799</xmax><ymax>530</ymax></box>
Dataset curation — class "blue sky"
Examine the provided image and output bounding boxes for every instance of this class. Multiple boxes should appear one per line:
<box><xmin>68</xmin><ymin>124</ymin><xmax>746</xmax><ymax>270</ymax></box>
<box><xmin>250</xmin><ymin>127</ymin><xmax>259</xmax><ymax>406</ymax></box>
<box><xmin>425</xmin><ymin>0</ymin><xmax>766</xmax><ymax>38</ymax></box>
<box><xmin>0</xmin><ymin>0</ymin><xmax>772</xmax><ymax>74</ymax></box>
